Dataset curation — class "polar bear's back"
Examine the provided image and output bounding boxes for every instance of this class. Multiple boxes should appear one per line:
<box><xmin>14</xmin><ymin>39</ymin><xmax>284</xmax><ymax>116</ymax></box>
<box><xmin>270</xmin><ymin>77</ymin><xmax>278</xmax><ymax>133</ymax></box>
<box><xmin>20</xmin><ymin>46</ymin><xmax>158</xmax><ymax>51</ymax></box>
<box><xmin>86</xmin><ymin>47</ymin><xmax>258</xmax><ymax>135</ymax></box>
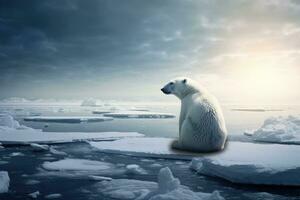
<box><xmin>182</xmin><ymin>93</ymin><xmax>227</xmax><ymax>151</ymax></box>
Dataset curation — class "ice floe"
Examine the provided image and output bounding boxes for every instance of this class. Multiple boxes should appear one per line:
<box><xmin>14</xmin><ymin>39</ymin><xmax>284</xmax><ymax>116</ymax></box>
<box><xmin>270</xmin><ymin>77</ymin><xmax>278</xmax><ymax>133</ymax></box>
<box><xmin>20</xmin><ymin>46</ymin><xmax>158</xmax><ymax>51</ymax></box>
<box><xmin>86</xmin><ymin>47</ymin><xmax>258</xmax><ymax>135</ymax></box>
<box><xmin>103</xmin><ymin>111</ymin><xmax>175</xmax><ymax>119</ymax></box>
<box><xmin>125</xmin><ymin>164</ymin><xmax>147</xmax><ymax>175</ymax></box>
<box><xmin>0</xmin><ymin>171</ymin><xmax>9</xmax><ymax>193</ymax></box>
<box><xmin>39</xmin><ymin>158</ymin><xmax>124</xmax><ymax>178</ymax></box>
<box><xmin>244</xmin><ymin>115</ymin><xmax>300</xmax><ymax>144</ymax></box>
<box><xmin>190</xmin><ymin>141</ymin><xmax>300</xmax><ymax>186</ymax></box>
<box><xmin>0</xmin><ymin>116</ymin><xmax>143</xmax><ymax>145</ymax></box>
<box><xmin>23</xmin><ymin>116</ymin><xmax>113</xmax><ymax>123</ymax></box>
<box><xmin>96</xmin><ymin>167</ymin><xmax>224</xmax><ymax>200</ymax></box>
<box><xmin>89</xmin><ymin>137</ymin><xmax>199</xmax><ymax>159</ymax></box>
<box><xmin>30</xmin><ymin>143</ymin><xmax>50</xmax><ymax>151</ymax></box>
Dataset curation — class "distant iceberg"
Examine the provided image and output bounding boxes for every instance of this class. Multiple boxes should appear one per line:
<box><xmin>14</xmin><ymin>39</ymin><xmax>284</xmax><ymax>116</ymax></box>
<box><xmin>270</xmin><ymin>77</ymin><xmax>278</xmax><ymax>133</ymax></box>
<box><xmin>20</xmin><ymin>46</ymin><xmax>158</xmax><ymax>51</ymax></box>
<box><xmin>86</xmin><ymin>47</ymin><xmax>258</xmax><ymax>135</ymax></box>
<box><xmin>81</xmin><ymin>98</ymin><xmax>98</xmax><ymax>107</ymax></box>
<box><xmin>103</xmin><ymin>110</ymin><xmax>175</xmax><ymax>119</ymax></box>
<box><xmin>23</xmin><ymin>116</ymin><xmax>113</xmax><ymax>123</ymax></box>
<box><xmin>244</xmin><ymin>115</ymin><xmax>300</xmax><ymax>144</ymax></box>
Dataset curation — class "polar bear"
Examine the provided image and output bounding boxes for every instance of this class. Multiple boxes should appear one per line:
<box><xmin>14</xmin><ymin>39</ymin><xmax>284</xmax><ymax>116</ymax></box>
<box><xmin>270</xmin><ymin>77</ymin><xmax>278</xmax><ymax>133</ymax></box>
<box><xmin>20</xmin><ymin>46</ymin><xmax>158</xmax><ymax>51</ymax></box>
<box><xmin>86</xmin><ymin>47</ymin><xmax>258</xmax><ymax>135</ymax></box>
<box><xmin>161</xmin><ymin>77</ymin><xmax>227</xmax><ymax>152</ymax></box>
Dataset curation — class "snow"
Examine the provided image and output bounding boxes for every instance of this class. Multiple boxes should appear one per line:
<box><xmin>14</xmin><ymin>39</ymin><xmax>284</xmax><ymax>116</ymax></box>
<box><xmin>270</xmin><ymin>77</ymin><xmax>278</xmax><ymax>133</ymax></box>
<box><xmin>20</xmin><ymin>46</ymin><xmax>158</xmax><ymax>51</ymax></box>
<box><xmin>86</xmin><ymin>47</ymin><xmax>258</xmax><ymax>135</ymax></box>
<box><xmin>23</xmin><ymin>116</ymin><xmax>113</xmax><ymax>123</ymax></box>
<box><xmin>0</xmin><ymin>171</ymin><xmax>9</xmax><ymax>193</ymax></box>
<box><xmin>103</xmin><ymin>111</ymin><xmax>175</xmax><ymax>119</ymax></box>
<box><xmin>0</xmin><ymin>128</ymin><xmax>143</xmax><ymax>145</ymax></box>
<box><xmin>244</xmin><ymin>115</ymin><xmax>300</xmax><ymax>144</ymax></box>
<box><xmin>125</xmin><ymin>164</ymin><xmax>147</xmax><ymax>175</ymax></box>
<box><xmin>96</xmin><ymin>167</ymin><xmax>224</xmax><ymax>200</ymax></box>
<box><xmin>190</xmin><ymin>141</ymin><xmax>300</xmax><ymax>186</ymax></box>
<box><xmin>81</xmin><ymin>98</ymin><xmax>97</xmax><ymax>107</ymax></box>
<box><xmin>89</xmin><ymin>137</ymin><xmax>199</xmax><ymax>159</ymax></box>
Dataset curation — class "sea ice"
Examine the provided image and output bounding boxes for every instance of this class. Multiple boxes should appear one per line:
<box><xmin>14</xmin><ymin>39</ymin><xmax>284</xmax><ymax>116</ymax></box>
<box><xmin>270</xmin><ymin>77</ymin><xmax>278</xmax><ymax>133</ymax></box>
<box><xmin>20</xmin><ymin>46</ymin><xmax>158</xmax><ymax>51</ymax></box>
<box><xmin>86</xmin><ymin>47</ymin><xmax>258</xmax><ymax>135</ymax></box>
<box><xmin>44</xmin><ymin>193</ymin><xmax>62</xmax><ymax>199</ymax></box>
<box><xmin>30</xmin><ymin>143</ymin><xmax>50</xmax><ymax>152</ymax></box>
<box><xmin>28</xmin><ymin>191</ymin><xmax>40</xmax><ymax>199</ymax></box>
<box><xmin>125</xmin><ymin>164</ymin><xmax>147</xmax><ymax>175</ymax></box>
<box><xmin>42</xmin><ymin>158</ymin><xmax>116</xmax><ymax>171</ymax></box>
<box><xmin>0</xmin><ymin>171</ymin><xmax>9</xmax><ymax>193</ymax></box>
<box><xmin>96</xmin><ymin>167</ymin><xmax>224</xmax><ymax>200</ymax></box>
<box><xmin>244</xmin><ymin>115</ymin><xmax>300</xmax><ymax>144</ymax></box>
<box><xmin>23</xmin><ymin>116</ymin><xmax>113</xmax><ymax>123</ymax></box>
<box><xmin>190</xmin><ymin>141</ymin><xmax>300</xmax><ymax>186</ymax></box>
<box><xmin>103</xmin><ymin>111</ymin><xmax>175</xmax><ymax>119</ymax></box>
<box><xmin>89</xmin><ymin>137</ymin><xmax>198</xmax><ymax>159</ymax></box>
<box><xmin>0</xmin><ymin>124</ymin><xmax>143</xmax><ymax>145</ymax></box>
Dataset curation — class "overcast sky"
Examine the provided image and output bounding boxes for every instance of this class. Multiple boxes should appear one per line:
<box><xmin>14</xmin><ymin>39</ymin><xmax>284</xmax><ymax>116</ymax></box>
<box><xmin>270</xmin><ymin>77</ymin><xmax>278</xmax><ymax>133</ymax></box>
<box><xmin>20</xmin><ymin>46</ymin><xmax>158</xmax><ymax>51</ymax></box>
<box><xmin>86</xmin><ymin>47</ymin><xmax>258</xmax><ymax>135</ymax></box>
<box><xmin>0</xmin><ymin>0</ymin><xmax>299</xmax><ymax>104</ymax></box>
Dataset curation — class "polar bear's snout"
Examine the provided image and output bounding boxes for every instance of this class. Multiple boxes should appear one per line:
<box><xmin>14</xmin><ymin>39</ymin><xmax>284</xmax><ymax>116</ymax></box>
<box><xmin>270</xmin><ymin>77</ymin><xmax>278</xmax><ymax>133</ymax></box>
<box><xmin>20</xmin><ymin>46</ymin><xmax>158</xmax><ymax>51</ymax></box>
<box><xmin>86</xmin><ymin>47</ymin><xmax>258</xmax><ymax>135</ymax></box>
<box><xmin>161</xmin><ymin>87</ymin><xmax>171</xmax><ymax>94</ymax></box>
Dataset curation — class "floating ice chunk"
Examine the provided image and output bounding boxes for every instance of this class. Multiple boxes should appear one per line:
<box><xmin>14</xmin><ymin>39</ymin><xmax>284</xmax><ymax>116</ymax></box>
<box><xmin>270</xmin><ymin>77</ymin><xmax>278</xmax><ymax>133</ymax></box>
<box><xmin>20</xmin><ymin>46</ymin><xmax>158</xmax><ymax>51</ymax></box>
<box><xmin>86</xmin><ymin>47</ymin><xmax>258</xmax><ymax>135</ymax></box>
<box><xmin>24</xmin><ymin>116</ymin><xmax>113</xmax><ymax>123</ymax></box>
<box><xmin>96</xmin><ymin>167</ymin><xmax>224</xmax><ymax>200</ymax></box>
<box><xmin>81</xmin><ymin>98</ymin><xmax>97</xmax><ymax>107</ymax></box>
<box><xmin>0</xmin><ymin>128</ymin><xmax>143</xmax><ymax>145</ymax></box>
<box><xmin>0</xmin><ymin>171</ymin><xmax>9</xmax><ymax>193</ymax></box>
<box><xmin>149</xmin><ymin>163</ymin><xmax>163</xmax><ymax>168</ymax></box>
<box><xmin>103</xmin><ymin>111</ymin><xmax>175</xmax><ymax>119</ymax></box>
<box><xmin>49</xmin><ymin>147</ymin><xmax>67</xmax><ymax>156</ymax></box>
<box><xmin>89</xmin><ymin>137</ymin><xmax>198</xmax><ymax>159</ymax></box>
<box><xmin>88</xmin><ymin>175</ymin><xmax>112</xmax><ymax>181</ymax></box>
<box><xmin>28</xmin><ymin>191</ymin><xmax>40</xmax><ymax>198</ymax></box>
<box><xmin>190</xmin><ymin>141</ymin><xmax>300</xmax><ymax>186</ymax></box>
<box><xmin>30</xmin><ymin>143</ymin><xmax>50</xmax><ymax>152</ymax></box>
<box><xmin>125</xmin><ymin>164</ymin><xmax>147</xmax><ymax>175</ymax></box>
<box><xmin>244</xmin><ymin>115</ymin><xmax>300</xmax><ymax>144</ymax></box>
<box><xmin>42</xmin><ymin>158</ymin><xmax>115</xmax><ymax>171</ymax></box>
<box><xmin>10</xmin><ymin>152</ymin><xmax>24</xmax><ymax>156</ymax></box>
<box><xmin>44</xmin><ymin>193</ymin><xmax>62</xmax><ymax>199</ymax></box>
<box><xmin>25</xmin><ymin>180</ymin><xmax>41</xmax><ymax>185</ymax></box>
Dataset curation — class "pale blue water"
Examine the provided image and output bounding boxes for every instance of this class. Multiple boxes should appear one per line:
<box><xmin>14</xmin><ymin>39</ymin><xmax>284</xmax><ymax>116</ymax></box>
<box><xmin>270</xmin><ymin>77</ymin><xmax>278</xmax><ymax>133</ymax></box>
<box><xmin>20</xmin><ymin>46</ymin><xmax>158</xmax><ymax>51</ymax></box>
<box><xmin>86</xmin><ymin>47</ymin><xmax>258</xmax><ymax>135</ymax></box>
<box><xmin>0</xmin><ymin>104</ymin><xmax>300</xmax><ymax>200</ymax></box>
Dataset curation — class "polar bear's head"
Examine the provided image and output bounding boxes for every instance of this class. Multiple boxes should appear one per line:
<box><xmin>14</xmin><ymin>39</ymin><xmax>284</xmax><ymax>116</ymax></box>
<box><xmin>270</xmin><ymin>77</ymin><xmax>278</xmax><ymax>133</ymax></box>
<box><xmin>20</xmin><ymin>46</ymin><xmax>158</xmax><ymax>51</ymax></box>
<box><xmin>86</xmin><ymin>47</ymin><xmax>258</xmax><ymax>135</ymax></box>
<box><xmin>161</xmin><ymin>77</ymin><xmax>202</xmax><ymax>99</ymax></box>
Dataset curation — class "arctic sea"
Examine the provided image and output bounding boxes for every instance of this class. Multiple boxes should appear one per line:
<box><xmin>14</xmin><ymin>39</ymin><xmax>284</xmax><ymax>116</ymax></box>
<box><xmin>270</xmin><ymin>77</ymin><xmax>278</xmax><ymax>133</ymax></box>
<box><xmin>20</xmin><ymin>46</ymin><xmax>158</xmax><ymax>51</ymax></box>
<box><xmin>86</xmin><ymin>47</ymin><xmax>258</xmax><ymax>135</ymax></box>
<box><xmin>0</xmin><ymin>103</ymin><xmax>300</xmax><ymax>200</ymax></box>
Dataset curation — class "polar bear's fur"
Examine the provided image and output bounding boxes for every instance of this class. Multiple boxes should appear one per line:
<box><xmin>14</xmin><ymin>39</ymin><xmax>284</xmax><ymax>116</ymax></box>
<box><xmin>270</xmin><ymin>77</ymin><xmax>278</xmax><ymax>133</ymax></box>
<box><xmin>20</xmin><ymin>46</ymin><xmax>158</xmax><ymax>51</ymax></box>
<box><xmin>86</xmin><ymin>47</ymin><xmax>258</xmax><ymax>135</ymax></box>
<box><xmin>161</xmin><ymin>77</ymin><xmax>227</xmax><ymax>152</ymax></box>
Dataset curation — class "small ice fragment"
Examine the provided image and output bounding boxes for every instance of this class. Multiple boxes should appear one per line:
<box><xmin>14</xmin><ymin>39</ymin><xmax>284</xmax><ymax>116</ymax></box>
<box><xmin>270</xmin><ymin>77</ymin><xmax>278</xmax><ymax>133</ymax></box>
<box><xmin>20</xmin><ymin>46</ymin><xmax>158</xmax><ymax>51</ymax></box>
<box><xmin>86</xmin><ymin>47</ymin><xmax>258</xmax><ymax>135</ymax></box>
<box><xmin>28</xmin><ymin>191</ymin><xmax>40</xmax><ymax>199</ymax></box>
<box><xmin>45</xmin><ymin>193</ymin><xmax>62</xmax><ymax>199</ymax></box>
<box><xmin>30</xmin><ymin>143</ymin><xmax>50</xmax><ymax>152</ymax></box>
<box><xmin>125</xmin><ymin>164</ymin><xmax>147</xmax><ymax>175</ymax></box>
<box><xmin>88</xmin><ymin>175</ymin><xmax>112</xmax><ymax>181</ymax></box>
<box><xmin>0</xmin><ymin>171</ymin><xmax>9</xmax><ymax>193</ymax></box>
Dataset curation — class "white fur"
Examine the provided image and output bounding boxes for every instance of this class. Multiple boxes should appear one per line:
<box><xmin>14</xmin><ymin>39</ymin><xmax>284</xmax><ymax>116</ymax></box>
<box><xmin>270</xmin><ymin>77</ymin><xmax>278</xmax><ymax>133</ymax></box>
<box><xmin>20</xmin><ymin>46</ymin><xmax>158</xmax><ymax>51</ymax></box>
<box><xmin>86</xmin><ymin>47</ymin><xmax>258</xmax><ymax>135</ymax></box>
<box><xmin>161</xmin><ymin>77</ymin><xmax>227</xmax><ymax>152</ymax></box>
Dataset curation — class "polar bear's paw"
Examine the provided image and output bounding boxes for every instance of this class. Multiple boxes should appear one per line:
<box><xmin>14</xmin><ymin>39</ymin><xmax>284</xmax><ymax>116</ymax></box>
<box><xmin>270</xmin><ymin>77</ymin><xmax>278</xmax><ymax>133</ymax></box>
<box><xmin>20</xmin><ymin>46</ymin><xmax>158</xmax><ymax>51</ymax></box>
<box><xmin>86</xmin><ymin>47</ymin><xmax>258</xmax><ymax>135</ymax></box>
<box><xmin>171</xmin><ymin>140</ymin><xmax>184</xmax><ymax>151</ymax></box>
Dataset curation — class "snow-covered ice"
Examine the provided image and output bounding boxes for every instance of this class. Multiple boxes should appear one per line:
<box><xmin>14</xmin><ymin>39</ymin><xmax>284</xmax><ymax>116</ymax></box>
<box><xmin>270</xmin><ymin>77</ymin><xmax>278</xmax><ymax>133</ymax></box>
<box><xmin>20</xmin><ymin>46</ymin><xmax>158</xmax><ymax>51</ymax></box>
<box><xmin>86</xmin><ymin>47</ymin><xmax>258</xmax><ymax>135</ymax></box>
<box><xmin>103</xmin><ymin>111</ymin><xmax>175</xmax><ymax>119</ymax></box>
<box><xmin>190</xmin><ymin>141</ymin><xmax>300</xmax><ymax>186</ymax></box>
<box><xmin>89</xmin><ymin>137</ymin><xmax>199</xmax><ymax>159</ymax></box>
<box><xmin>0</xmin><ymin>114</ymin><xmax>33</xmax><ymax>130</ymax></box>
<box><xmin>0</xmin><ymin>116</ymin><xmax>143</xmax><ymax>145</ymax></box>
<box><xmin>30</xmin><ymin>143</ymin><xmax>50</xmax><ymax>151</ymax></box>
<box><xmin>24</xmin><ymin>116</ymin><xmax>113</xmax><ymax>123</ymax></box>
<box><xmin>39</xmin><ymin>158</ymin><xmax>124</xmax><ymax>178</ymax></box>
<box><xmin>125</xmin><ymin>164</ymin><xmax>147</xmax><ymax>175</ymax></box>
<box><xmin>42</xmin><ymin>158</ymin><xmax>116</xmax><ymax>171</ymax></box>
<box><xmin>0</xmin><ymin>171</ymin><xmax>9</xmax><ymax>193</ymax></box>
<box><xmin>96</xmin><ymin>167</ymin><xmax>224</xmax><ymax>200</ymax></box>
<box><xmin>244</xmin><ymin>115</ymin><xmax>300</xmax><ymax>144</ymax></box>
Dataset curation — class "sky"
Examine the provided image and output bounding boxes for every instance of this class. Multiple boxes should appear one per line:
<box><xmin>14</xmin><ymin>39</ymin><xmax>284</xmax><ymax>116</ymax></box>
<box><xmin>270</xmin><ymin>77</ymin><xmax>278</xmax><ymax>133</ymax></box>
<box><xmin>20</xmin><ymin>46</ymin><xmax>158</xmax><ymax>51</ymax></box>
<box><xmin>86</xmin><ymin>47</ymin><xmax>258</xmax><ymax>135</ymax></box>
<box><xmin>0</xmin><ymin>0</ymin><xmax>299</xmax><ymax>104</ymax></box>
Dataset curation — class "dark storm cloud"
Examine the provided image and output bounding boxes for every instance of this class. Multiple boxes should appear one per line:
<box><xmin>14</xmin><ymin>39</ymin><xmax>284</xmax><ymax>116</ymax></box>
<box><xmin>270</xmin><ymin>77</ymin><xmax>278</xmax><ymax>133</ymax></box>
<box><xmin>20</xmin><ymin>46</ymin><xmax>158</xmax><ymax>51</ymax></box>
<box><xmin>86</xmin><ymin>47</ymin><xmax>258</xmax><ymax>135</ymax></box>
<box><xmin>0</xmin><ymin>0</ymin><xmax>299</xmax><ymax>100</ymax></box>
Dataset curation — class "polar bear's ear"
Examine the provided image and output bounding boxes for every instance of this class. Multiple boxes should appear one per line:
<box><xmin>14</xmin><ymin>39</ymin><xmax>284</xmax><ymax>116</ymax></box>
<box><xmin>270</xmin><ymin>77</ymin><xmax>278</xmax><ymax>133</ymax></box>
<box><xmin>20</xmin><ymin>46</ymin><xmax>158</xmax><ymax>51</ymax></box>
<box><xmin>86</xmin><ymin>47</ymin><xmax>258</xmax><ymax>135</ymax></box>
<box><xmin>182</xmin><ymin>79</ymin><xmax>187</xmax><ymax>84</ymax></box>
